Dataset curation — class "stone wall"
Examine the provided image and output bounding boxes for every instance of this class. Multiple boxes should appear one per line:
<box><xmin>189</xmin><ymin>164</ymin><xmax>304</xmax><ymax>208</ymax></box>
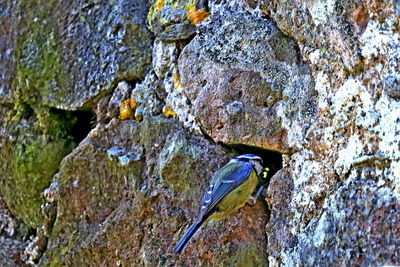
<box><xmin>0</xmin><ymin>0</ymin><xmax>399</xmax><ymax>266</ymax></box>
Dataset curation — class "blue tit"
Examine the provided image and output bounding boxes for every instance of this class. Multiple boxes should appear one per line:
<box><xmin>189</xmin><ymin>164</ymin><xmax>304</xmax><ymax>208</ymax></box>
<box><xmin>173</xmin><ymin>154</ymin><xmax>264</xmax><ymax>255</ymax></box>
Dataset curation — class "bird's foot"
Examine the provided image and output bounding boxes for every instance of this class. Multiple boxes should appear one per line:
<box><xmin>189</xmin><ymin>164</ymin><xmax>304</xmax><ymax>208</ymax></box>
<box><xmin>248</xmin><ymin>185</ymin><xmax>265</xmax><ymax>206</ymax></box>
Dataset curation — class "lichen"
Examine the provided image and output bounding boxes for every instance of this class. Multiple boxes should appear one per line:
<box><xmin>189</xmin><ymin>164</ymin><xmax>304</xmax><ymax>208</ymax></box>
<box><xmin>147</xmin><ymin>0</ymin><xmax>196</xmax><ymax>27</ymax></box>
<box><xmin>118</xmin><ymin>99</ymin><xmax>137</xmax><ymax>120</ymax></box>
<box><xmin>187</xmin><ymin>3</ymin><xmax>210</xmax><ymax>25</ymax></box>
<box><xmin>162</xmin><ymin>105</ymin><xmax>176</xmax><ymax>118</ymax></box>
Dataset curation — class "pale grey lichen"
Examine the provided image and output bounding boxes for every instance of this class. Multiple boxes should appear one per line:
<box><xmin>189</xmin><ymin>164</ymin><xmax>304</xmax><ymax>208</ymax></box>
<box><xmin>107</xmin><ymin>146</ymin><xmax>143</xmax><ymax>166</ymax></box>
<box><xmin>163</xmin><ymin>68</ymin><xmax>202</xmax><ymax>134</ymax></box>
<box><xmin>308</xmin><ymin>0</ymin><xmax>336</xmax><ymax>26</ymax></box>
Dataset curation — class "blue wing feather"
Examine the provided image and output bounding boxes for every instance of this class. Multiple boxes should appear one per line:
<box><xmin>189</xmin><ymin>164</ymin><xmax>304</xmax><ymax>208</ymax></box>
<box><xmin>197</xmin><ymin>161</ymin><xmax>253</xmax><ymax>220</ymax></box>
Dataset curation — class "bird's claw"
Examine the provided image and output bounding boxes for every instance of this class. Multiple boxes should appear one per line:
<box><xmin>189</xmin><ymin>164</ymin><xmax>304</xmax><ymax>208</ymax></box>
<box><xmin>248</xmin><ymin>185</ymin><xmax>266</xmax><ymax>206</ymax></box>
<box><xmin>248</xmin><ymin>197</ymin><xmax>257</xmax><ymax>206</ymax></box>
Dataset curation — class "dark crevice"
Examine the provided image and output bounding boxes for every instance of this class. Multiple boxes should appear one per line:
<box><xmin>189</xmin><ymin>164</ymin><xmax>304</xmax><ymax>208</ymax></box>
<box><xmin>200</xmin><ymin>126</ymin><xmax>217</xmax><ymax>144</ymax></box>
<box><xmin>69</xmin><ymin>110</ymin><xmax>96</xmax><ymax>143</ymax></box>
<box><xmin>49</xmin><ymin>107</ymin><xmax>96</xmax><ymax>144</ymax></box>
<box><xmin>26</xmin><ymin>108</ymin><xmax>96</xmax><ymax>264</ymax></box>
<box><xmin>18</xmin><ymin>103</ymin><xmax>35</xmax><ymax>119</ymax></box>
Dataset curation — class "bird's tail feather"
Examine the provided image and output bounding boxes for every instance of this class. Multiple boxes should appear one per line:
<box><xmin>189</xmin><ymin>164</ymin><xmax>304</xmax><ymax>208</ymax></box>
<box><xmin>173</xmin><ymin>222</ymin><xmax>201</xmax><ymax>254</ymax></box>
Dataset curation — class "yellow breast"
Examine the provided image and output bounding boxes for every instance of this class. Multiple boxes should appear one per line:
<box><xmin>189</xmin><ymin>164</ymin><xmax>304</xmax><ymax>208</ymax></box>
<box><xmin>208</xmin><ymin>170</ymin><xmax>258</xmax><ymax>221</ymax></box>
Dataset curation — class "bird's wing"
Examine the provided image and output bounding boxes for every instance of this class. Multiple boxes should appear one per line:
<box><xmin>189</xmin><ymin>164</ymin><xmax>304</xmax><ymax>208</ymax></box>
<box><xmin>197</xmin><ymin>161</ymin><xmax>253</xmax><ymax>220</ymax></box>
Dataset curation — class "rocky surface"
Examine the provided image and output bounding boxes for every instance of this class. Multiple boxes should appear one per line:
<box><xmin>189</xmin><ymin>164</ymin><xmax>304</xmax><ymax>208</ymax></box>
<box><xmin>0</xmin><ymin>0</ymin><xmax>399</xmax><ymax>266</ymax></box>
<box><xmin>178</xmin><ymin>5</ymin><xmax>317</xmax><ymax>153</ymax></box>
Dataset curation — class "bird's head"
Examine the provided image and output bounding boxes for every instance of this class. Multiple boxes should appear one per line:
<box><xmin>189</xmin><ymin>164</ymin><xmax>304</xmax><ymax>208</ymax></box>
<box><xmin>230</xmin><ymin>154</ymin><xmax>263</xmax><ymax>175</ymax></box>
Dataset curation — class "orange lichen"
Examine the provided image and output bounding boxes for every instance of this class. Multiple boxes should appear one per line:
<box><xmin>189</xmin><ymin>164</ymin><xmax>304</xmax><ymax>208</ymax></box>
<box><xmin>118</xmin><ymin>99</ymin><xmax>137</xmax><ymax>120</ymax></box>
<box><xmin>163</xmin><ymin>106</ymin><xmax>176</xmax><ymax>118</ymax></box>
<box><xmin>155</xmin><ymin>0</ymin><xmax>166</xmax><ymax>10</ymax></box>
<box><xmin>187</xmin><ymin>3</ymin><xmax>209</xmax><ymax>25</ymax></box>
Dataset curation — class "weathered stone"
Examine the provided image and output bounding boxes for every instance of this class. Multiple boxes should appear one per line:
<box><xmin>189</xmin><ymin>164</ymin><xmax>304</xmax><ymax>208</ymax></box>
<box><xmin>179</xmin><ymin>5</ymin><xmax>317</xmax><ymax>153</ymax></box>
<box><xmin>0</xmin><ymin>236</ymin><xmax>26</xmax><ymax>267</ymax></box>
<box><xmin>0</xmin><ymin>197</ymin><xmax>28</xmax><ymax>267</ymax></box>
<box><xmin>1</xmin><ymin>0</ymin><xmax>400</xmax><ymax>266</ymax></box>
<box><xmin>257</xmin><ymin>0</ymin><xmax>400</xmax><ymax>266</ymax></box>
<box><xmin>0</xmin><ymin>105</ymin><xmax>77</xmax><ymax>228</ymax></box>
<box><xmin>107</xmin><ymin>81</ymin><xmax>134</xmax><ymax>119</ymax></box>
<box><xmin>148</xmin><ymin>0</ymin><xmax>198</xmax><ymax>40</ymax></box>
<box><xmin>38</xmin><ymin>107</ymin><xmax>269</xmax><ymax>265</ymax></box>
<box><xmin>152</xmin><ymin>39</ymin><xmax>178</xmax><ymax>79</ymax></box>
<box><xmin>276</xmin><ymin>177</ymin><xmax>400</xmax><ymax>266</ymax></box>
<box><xmin>53</xmin><ymin>0</ymin><xmax>153</xmax><ymax>109</ymax></box>
<box><xmin>1</xmin><ymin>0</ymin><xmax>152</xmax><ymax>110</ymax></box>
<box><xmin>0</xmin><ymin>0</ymin><xmax>15</xmax><ymax>104</ymax></box>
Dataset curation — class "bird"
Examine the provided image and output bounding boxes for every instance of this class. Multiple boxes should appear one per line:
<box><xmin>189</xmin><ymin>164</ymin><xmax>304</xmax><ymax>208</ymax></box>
<box><xmin>173</xmin><ymin>154</ymin><xmax>265</xmax><ymax>255</ymax></box>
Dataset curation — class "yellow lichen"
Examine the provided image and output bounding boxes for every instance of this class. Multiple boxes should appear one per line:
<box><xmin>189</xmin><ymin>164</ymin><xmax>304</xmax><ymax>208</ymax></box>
<box><xmin>173</xmin><ymin>72</ymin><xmax>184</xmax><ymax>93</ymax></box>
<box><xmin>148</xmin><ymin>0</ymin><xmax>166</xmax><ymax>21</ymax></box>
<box><xmin>187</xmin><ymin>3</ymin><xmax>209</xmax><ymax>25</ymax></box>
<box><xmin>118</xmin><ymin>99</ymin><xmax>137</xmax><ymax>120</ymax></box>
<box><xmin>163</xmin><ymin>106</ymin><xmax>176</xmax><ymax>118</ymax></box>
<box><xmin>134</xmin><ymin>112</ymin><xmax>143</xmax><ymax>122</ymax></box>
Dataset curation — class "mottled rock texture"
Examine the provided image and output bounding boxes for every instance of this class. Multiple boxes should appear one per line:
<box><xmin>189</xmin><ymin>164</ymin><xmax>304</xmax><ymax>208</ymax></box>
<box><xmin>0</xmin><ymin>0</ymin><xmax>399</xmax><ymax>266</ymax></box>
<box><xmin>179</xmin><ymin>5</ymin><xmax>316</xmax><ymax>153</ymax></box>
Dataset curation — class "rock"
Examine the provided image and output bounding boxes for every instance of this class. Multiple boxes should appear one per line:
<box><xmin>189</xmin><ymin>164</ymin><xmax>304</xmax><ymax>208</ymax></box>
<box><xmin>0</xmin><ymin>196</ymin><xmax>27</xmax><ymax>267</ymax></box>
<box><xmin>178</xmin><ymin>5</ymin><xmax>317</xmax><ymax>153</ymax></box>
<box><xmin>1</xmin><ymin>0</ymin><xmax>400</xmax><ymax>266</ymax></box>
<box><xmin>0</xmin><ymin>0</ymin><xmax>152</xmax><ymax>110</ymax></box>
<box><xmin>147</xmin><ymin>0</ymin><xmax>198</xmax><ymax>40</ymax></box>
<box><xmin>0</xmin><ymin>0</ymin><xmax>15</xmax><ymax>104</ymax></box>
<box><xmin>259</xmin><ymin>0</ymin><xmax>400</xmax><ymax>265</ymax></box>
<box><xmin>0</xmin><ymin>105</ymin><xmax>77</xmax><ymax>228</ymax></box>
<box><xmin>0</xmin><ymin>236</ymin><xmax>26</xmax><ymax>267</ymax></box>
<box><xmin>39</xmin><ymin>108</ymin><xmax>268</xmax><ymax>265</ymax></box>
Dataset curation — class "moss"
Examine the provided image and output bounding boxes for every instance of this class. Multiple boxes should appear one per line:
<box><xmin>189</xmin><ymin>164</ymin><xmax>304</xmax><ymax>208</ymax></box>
<box><xmin>47</xmin><ymin>231</ymin><xmax>80</xmax><ymax>267</ymax></box>
<box><xmin>222</xmin><ymin>246</ymin><xmax>268</xmax><ymax>267</ymax></box>
<box><xmin>0</xmin><ymin>1</ymin><xmax>80</xmax><ymax>228</ymax></box>
<box><xmin>1</xmin><ymin>110</ymin><xmax>77</xmax><ymax>228</ymax></box>
<box><xmin>13</xmin><ymin>0</ymin><xmax>68</xmax><ymax>125</ymax></box>
<box><xmin>15</xmin><ymin>22</ymin><xmax>67</xmax><ymax>112</ymax></box>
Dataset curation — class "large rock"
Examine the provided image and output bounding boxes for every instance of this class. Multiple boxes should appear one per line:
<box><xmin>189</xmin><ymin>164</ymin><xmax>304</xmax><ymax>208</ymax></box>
<box><xmin>178</xmin><ymin>5</ymin><xmax>317</xmax><ymax>153</ymax></box>
<box><xmin>261</xmin><ymin>0</ymin><xmax>400</xmax><ymax>265</ymax></box>
<box><xmin>0</xmin><ymin>0</ymin><xmax>152</xmax><ymax>109</ymax></box>
<box><xmin>0</xmin><ymin>105</ymin><xmax>77</xmax><ymax>228</ymax></box>
<box><xmin>0</xmin><ymin>0</ymin><xmax>152</xmax><ymax>236</ymax></box>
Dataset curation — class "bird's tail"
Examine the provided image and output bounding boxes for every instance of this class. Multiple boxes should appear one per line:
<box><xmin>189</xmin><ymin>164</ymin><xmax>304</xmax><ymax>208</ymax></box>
<box><xmin>173</xmin><ymin>221</ymin><xmax>201</xmax><ymax>255</ymax></box>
